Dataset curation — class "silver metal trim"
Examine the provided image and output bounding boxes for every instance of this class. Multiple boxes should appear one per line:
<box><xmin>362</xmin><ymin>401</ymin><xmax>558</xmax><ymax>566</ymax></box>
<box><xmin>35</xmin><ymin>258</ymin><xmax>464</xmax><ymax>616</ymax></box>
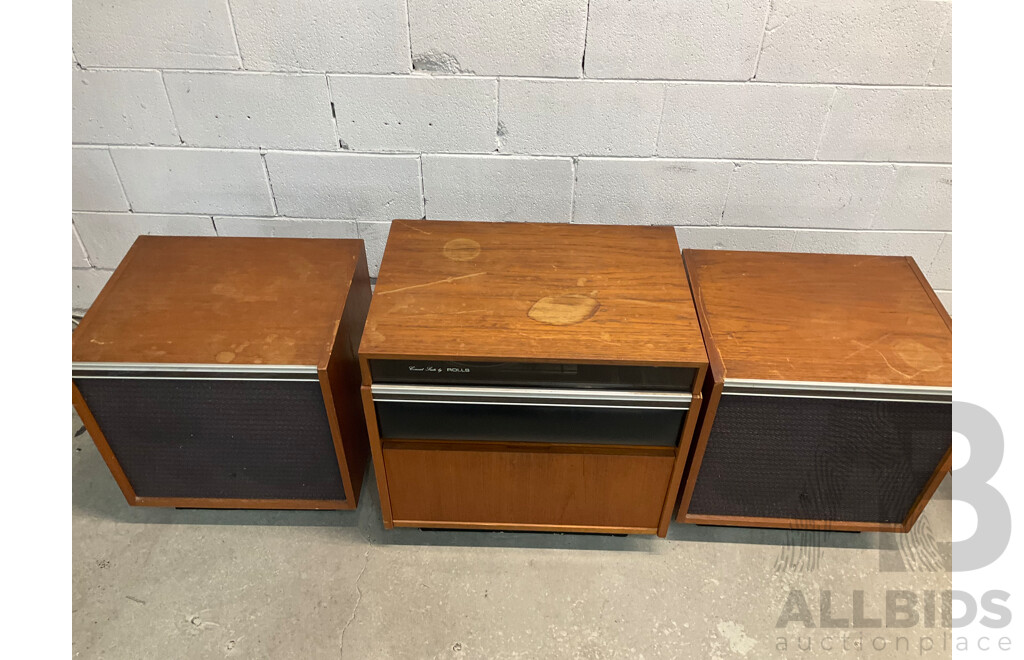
<box><xmin>370</xmin><ymin>384</ymin><xmax>691</xmax><ymax>409</ymax></box>
<box><xmin>722</xmin><ymin>392</ymin><xmax>950</xmax><ymax>404</ymax></box>
<box><xmin>723</xmin><ymin>378</ymin><xmax>951</xmax><ymax>403</ymax></box>
<box><xmin>372</xmin><ymin>399</ymin><xmax>687</xmax><ymax>411</ymax></box>
<box><xmin>72</xmin><ymin>362</ymin><xmax>319</xmax><ymax>381</ymax></box>
<box><xmin>72</xmin><ymin>362</ymin><xmax>318</xmax><ymax>374</ymax></box>
<box><xmin>73</xmin><ymin>376</ymin><xmax>317</xmax><ymax>382</ymax></box>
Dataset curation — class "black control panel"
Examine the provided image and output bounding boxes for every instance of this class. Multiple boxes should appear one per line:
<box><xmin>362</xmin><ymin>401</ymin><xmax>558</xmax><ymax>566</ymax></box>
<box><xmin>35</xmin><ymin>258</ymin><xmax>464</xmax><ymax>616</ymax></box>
<box><xmin>369</xmin><ymin>360</ymin><xmax>696</xmax><ymax>391</ymax></box>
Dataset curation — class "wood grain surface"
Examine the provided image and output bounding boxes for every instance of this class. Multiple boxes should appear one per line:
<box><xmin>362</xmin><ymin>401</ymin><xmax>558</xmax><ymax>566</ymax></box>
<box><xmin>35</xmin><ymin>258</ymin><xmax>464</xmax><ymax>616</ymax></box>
<box><xmin>361</xmin><ymin>220</ymin><xmax>708</xmax><ymax>367</ymax></box>
<box><xmin>683</xmin><ymin>249</ymin><xmax>952</xmax><ymax>387</ymax></box>
<box><xmin>73</xmin><ymin>236</ymin><xmax>364</xmax><ymax>367</ymax></box>
<box><xmin>382</xmin><ymin>441</ymin><xmax>675</xmax><ymax>533</ymax></box>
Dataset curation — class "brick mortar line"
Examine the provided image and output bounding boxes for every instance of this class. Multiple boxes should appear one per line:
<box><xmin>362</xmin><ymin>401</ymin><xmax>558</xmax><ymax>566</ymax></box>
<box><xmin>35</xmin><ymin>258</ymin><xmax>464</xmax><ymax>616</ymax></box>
<box><xmin>568</xmin><ymin>157</ymin><xmax>578</xmax><ymax>222</ymax></box>
<box><xmin>748</xmin><ymin>0</ymin><xmax>774</xmax><ymax>81</ymax></box>
<box><xmin>72</xmin><ymin>66</ymin><xmax>954</xmax><ymax>89</ymax></box>
<box><xmin>924</xmin><ymin>11</ymin><xmax>953</xmax><ymax>85</ymax></box>
<box><xmin>158</xmin><ymin>71</ymin><xmax>186</xmax><ymax>145</ymax></box>
<box><xmin>67</xmin><ymin>211</ymin><xmax>954</xmax><ymax>235</ymax></box>
<box><xmin>259</xmin><ymin>151</ymin><xmax>279</xmax><ymax>215</ymax></box>
<box><xmin>403</xmin><ymin>0</ymin><xmax>414</xmax><ymax>72</ymax></box>
<box><xmin>417</xmin><ymin>154</ymin><xmax>426</xmax><ymax>218</ymax></box>
<box><xmin>813</xmin><ymin>87</ymin><xmax>840</xmax><ymax>159</ymax></box>
<box><xmin>71</xmin><ymin>223</ymin><xmax>93</xmax><ymax>268</ymax></box>
<box><xmin>77</xmin><ymin>145</ymin><xmax>954</xmax><ymax>167</ymax></box>
<box><xmin>103</xmin><ymin>148</ymin><xmax>134</xmax><ymax>212</ymax></box>
<box><xmin>223</xmin><ymin>0</ymin><xmax>246</xmax><ymax>70</ymax></box>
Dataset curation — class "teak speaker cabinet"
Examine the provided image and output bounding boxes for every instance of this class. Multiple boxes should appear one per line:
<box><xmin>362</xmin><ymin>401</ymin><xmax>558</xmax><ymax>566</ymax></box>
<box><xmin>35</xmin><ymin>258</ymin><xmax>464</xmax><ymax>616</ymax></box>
<box><xmin>72</xmin><ymin>236</ymin><xmax>372</xmax><ymax>510</ymax></box>
<box><xmin>676</xmin><ymin>250</ymin><xmax>953</xmax><ymax>533</ymax></box>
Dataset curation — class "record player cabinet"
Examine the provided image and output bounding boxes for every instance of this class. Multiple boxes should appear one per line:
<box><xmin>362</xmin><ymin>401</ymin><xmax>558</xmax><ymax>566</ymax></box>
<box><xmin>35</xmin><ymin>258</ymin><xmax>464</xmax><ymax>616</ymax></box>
<box><xmin>360</xmin><ymin>220</ymin><xmax>709</xmax><ymax>536</ymax></box>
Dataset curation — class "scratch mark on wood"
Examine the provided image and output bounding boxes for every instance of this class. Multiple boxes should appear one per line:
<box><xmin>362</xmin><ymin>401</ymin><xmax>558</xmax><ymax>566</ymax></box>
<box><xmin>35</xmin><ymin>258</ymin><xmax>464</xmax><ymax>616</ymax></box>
<box><xmin>377</xmin><ymin>272</ymin><xmax>486</xmax><ymax>296</ymax></box>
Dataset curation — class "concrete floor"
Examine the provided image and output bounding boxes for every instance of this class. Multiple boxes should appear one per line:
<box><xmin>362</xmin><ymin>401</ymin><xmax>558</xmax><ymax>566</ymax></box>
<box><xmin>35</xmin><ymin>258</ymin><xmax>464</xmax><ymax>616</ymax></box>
<box><xmin>73</xmin><ymin>410</ymin><xmax>952</xmax><ymax>659</ymax></box>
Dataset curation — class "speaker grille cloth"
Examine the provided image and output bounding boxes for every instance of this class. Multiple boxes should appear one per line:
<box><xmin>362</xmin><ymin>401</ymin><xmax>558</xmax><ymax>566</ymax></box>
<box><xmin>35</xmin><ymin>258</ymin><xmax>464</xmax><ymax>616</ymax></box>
<box><xmin>688</xmin><ymin>395</ymin><xmax>950</xmax><ymax>523</ymax></box>
<box><xmin>76</xmin><ymin>378</ymin><xmax>346</xmax><ymax>501</ymax></box>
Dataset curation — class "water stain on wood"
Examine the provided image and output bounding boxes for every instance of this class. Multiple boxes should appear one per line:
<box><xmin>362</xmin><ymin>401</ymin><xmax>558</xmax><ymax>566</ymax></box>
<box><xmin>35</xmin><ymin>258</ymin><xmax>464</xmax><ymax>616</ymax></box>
<box><xmin>443</xmin><ymin>238</ymin><xmax>481</xmax><ymax>262</ymax></box>
<box><xmin>528</xmin><ymin>294</ymin><xmax>600</xmax><ymax>326</ymax></box>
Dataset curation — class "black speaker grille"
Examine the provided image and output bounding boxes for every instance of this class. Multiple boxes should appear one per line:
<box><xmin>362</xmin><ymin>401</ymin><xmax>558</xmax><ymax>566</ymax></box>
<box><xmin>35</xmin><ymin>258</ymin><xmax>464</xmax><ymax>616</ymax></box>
<box><xmin>75</xmin><ymin>378</ymin><xmax>346</xmax><ymax>501</ymax></box>
<box><xmin>687</xmin><ymin>395</ymin><xmax>950</xmax><ymax>524</ymax></box>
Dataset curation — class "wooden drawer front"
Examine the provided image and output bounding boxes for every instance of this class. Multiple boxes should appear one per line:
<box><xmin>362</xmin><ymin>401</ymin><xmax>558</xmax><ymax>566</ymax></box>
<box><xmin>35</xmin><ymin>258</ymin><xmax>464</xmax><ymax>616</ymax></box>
<box><xmin>382</xmin><ymin>442</ymin><xmax>675</xmax><ymax>532</ymax></box>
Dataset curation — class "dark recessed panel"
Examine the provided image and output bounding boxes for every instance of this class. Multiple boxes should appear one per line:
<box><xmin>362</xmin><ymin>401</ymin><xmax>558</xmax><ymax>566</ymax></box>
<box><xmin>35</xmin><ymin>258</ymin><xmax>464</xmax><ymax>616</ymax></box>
<box><xmin>687</xmin><ymin>395</ymin><xmax>950</xmax><ymax>523</ymax></box>
<box><xmin>75</xmin><ymin>378</ymin><xmax>346</xmax><ymax>501</ymax></box>
<box><xmin>369</xmin><ymin>360</ymin><xmax>696</xmax><ymax>392</ymax></box>
<box><xmin>375</xmin><ymin>401</ymin><xmax>686</xmax><ymax>447</ymax></box>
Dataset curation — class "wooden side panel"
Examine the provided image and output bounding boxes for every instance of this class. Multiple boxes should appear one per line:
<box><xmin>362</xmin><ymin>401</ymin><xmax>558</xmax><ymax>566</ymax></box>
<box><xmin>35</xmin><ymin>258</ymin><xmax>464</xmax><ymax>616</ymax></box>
<box><xmin>361</xmin><ymin>383</ymin><xmax>394</xmax><ymax>527</ymax></box>
<box><xmin>903</xmin><ymin>445</ymin><xmax>953</xmax><ymax>532</ymax></box>
<box><xmin>906</xmin><ymin>255</ymin><xmax>952</xmax><ymax>330</ymax></box>
<box><xmin>321</xmin><ymin>250</ymin><xmax>373</xmax><ymax>506</ymax></box>
<box><xmin>657</xmin><ymin>391</ymin><xmax>702</xmax><ymax>537</ymax></box>
<box><xmin>383</xmin><ymin>442</ymin><xmax>675</xmax><ymax>533</ymax></box>
<box><xmin>677</xmin><ymin>252</ymin><xmax>728</xmax><ymax>523</ymax></box>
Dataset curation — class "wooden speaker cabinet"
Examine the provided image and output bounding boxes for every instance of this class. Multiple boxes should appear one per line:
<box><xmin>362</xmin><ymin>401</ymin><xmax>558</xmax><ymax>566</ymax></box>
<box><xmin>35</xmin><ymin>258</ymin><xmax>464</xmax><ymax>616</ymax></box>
<box><xmin>72</xmin><ymin>236</ymin><xmax>371</xmax><ymax>509</ymax></box>
<box><xmin>677</xmin><ymin>250</ymin><xmax>952</xmax><ymax>532</ymax></box>
<box><xmin>360</xmin><ymin>220</ymin><xmax>709</xmax><ymax>537</ymax></box>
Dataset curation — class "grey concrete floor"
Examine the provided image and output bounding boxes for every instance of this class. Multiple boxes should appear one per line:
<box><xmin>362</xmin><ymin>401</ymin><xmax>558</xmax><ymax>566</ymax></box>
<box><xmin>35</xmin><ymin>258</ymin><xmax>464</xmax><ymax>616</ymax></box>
<box><xmin>73</xmin><ymin>410</ymin><xmax>952</xmax><ymax>659</ymax></box>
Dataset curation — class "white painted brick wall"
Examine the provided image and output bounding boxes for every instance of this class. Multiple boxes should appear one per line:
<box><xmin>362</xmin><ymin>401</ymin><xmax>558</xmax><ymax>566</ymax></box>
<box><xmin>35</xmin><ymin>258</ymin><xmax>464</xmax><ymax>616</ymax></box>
<box><xmin>356</xmin><ymin>221</ymin><xmax>393</xmax><ymax>278</ymax></box>
<box><xmin>73</xmin><ymin>268</ymin><xmax>113</xmax><ymax>311</ymax></box>
<box><xmin>71</xmin><ymin>0</ymin><xmax>241</xmax><ymax>69</ymax></box>
<box><xmin>722</xmin><ymin>162</ymin><xmax>894</xmax><ymax>228</ymax></box>
<box><xmin>73</xmin><ymin>147</ymin><xmax>131</xmax><ymax>212</ymax></box>
<box><xmin>874</xmin><ymin>166</ymin><xmax>952</xmax><ymax>231</ymax></box>
<box><xmin>499</xmin><ymin>80</ymin><xmax>663</xmax><ymax>156</ymax></box>
<box><xmin>73</xmin><ymin>213</ymin><xmax>216</xmax><ymax>268</ymax></box>
<box><xmin>214</xmin><ymin>217</ymin><xmax>358</xmax><ymax>239</ymax></box>
<box><xmin>163</xmin><ymin>72</ymin><xmax>337</xmax><ymax>150</ymax></box>
<box><xmin>72</xmin><ymin>227</ymin><xmax>91</xmax><ymax>268</ymax></box>
<box><xmin>755</xmin><ymin>0</ymin><xmax>952</xmax><ymax>85</ymax></box>
<box><xmin>71</xmin><ymin>0</ymin><xmax>952</xmax><ymax>314</ymax></box>
<box><xmin>111</xmin><ymin>148</ymin><xmax>275</xmax><ymax>215</ymax></box>
<box><xmin>817</xmin><ymin>88</ymin><xmax>952</xmax><ymax>162</ymax></box>
<box><xmin>930</xmin><ymin>21</ymin><xmax>953</xmax><ymax>86</ymax></box>
<box><xmin>72</xmin><ymin>68</ymin><xmax>179</xmax><ymax>145</ymax></box>
<box><xmin>408</xmin><ymin>0</ymin><xmax>588</xmax><ymax>77</ymax></box>
<box><xmin>656</xmin><ymin>83</ymin><xmax>834</xmax><ymax>159</ymax></box>
<box><xmin>422</xmin><ymin>155</ymin><xmax>573</xmax><ymax>222</ymax></box>
<box><xmin>229</xmin><ymin>0</ymin><xmax>410</xmax><ymax>73</ymax></box>
<box><xmin>263</xmin><ymin>152</ymin><xmax>422</xmax><ymax>219</ymax></box>
<box><xmin>585</xmin><ymin>0</ymin><xmax>769</xmax><ymax>81</ymax></box>
<box><xmin>328</xmin><ymin>76</ymin><xmax>498</xmax><ymax>152</ymax></box>
<box><xmin>573</xmin><ymin>159</ymin><xmax>733</xmax><ymax>226</ymax></box>
<box><xmin>673</xmin><ymin>226</ymin><xmax>947</xmax><ymax>286</ymax></box>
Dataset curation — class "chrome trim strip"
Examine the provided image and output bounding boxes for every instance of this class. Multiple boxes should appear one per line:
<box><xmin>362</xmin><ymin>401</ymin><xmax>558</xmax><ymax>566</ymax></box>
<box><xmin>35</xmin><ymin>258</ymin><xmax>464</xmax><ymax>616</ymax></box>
<box><xmin>723</xmin><ymin>378</ymin><xmax>951</xmax><ymax>403</ymax></box>
<box><xmin>722</xmin><ymin>392</ymin><xmax>950</xmax><ymax>404</ymax></box>
<box><xmin>73</xmin><ymin>375</ymin><xmax>317</xmax><ymax>382</ymax></box>
<box><xmin>72</xmin><ymin>362</ymin><xmax>318</xmax><ymax>374</ymax></box>
<box><xmin>370</xmin><ymin>384</ymin><xmax>691</xmax><ymax>408</ymax></box>
<box><xmin>72</xmin><ymin>362</ymin><xmax>319</xmax><ymax>381</ymax></box>
<box><xmin>373</xmin><ymin>399</ymin><xmax>688</xmax><ymax>411</ymax></box>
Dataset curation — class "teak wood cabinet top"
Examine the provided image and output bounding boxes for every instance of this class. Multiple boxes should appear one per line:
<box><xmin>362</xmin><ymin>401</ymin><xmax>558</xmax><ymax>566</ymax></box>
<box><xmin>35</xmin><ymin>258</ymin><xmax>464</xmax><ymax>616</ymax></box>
<box><xmin>360</xmin><ymin>220</ymin><xmax>709</xmax><ymax>537</ymax></box>
<box><xmin>360</xmin><ymin>220</ymin><xmax>708</xmax><ymax>367</ymax></box>
<box><xmin>73</xmin><ymin>236</ymin><xmax>365</xmax><ymax>368</ymax></box>
<box><xmin>682</xmin><ymin>249</ymin><xmax>952</xmax><ymax>387</ymax></box>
